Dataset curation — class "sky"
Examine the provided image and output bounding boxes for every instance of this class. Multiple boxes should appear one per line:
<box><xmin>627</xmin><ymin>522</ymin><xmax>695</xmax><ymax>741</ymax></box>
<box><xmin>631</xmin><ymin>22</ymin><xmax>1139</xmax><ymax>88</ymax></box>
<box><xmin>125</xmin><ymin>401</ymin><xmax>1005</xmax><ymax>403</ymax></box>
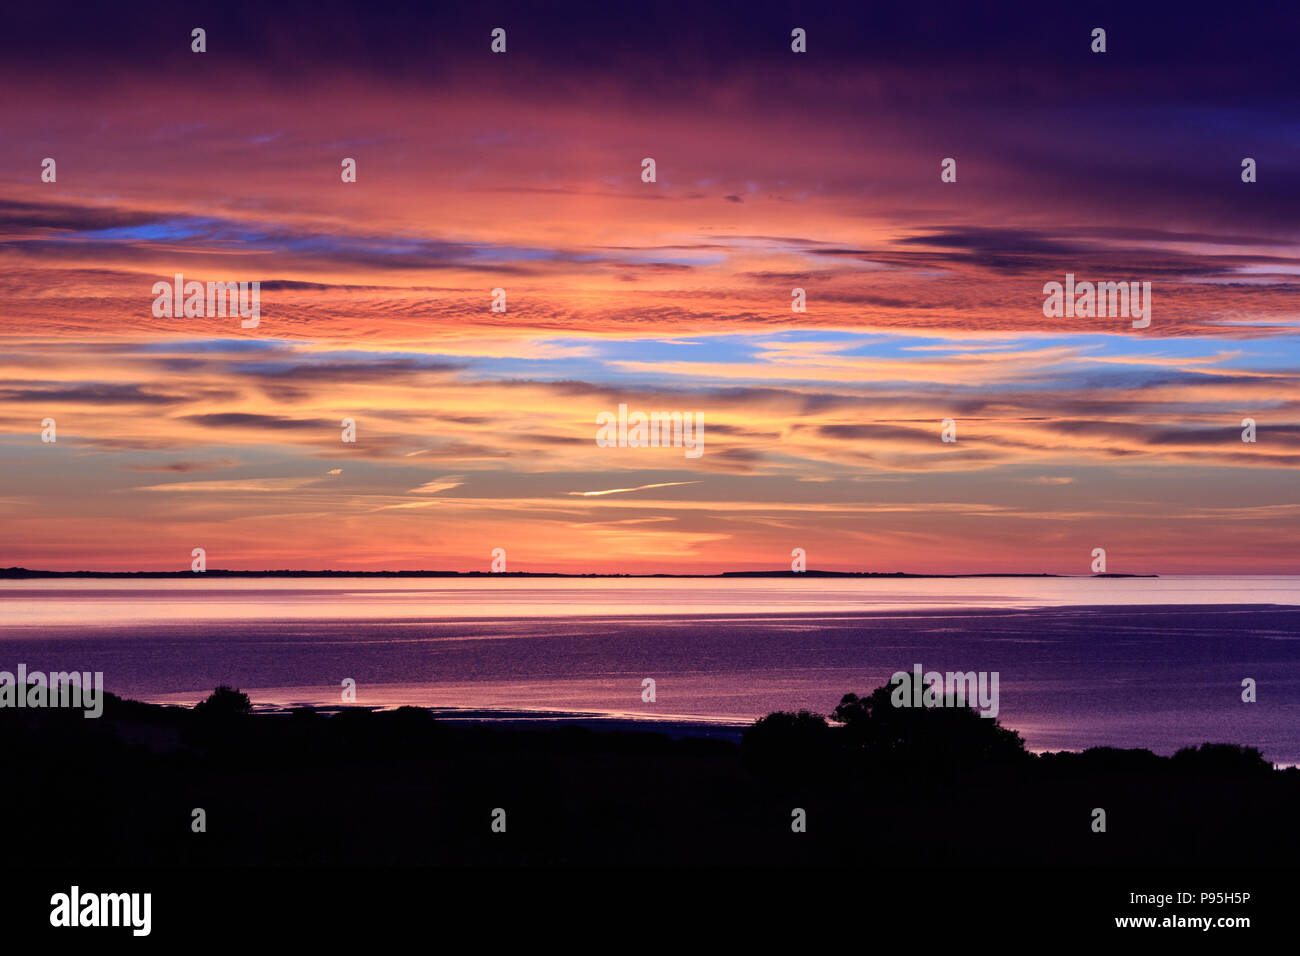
<box><xmin>0</xmin><ymin>0</ymin><xmax>1297</xmax><ymax>573</ymax></box>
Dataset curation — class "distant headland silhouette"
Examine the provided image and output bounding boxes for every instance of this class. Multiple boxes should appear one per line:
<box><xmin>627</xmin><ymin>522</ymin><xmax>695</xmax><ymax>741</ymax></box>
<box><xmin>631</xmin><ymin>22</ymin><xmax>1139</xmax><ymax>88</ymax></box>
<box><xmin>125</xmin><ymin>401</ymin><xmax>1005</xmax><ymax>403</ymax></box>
<box><xmin>0</xmin><ymin>567</ymin><xmax>1158</xmax><ymax>579</ymax></box>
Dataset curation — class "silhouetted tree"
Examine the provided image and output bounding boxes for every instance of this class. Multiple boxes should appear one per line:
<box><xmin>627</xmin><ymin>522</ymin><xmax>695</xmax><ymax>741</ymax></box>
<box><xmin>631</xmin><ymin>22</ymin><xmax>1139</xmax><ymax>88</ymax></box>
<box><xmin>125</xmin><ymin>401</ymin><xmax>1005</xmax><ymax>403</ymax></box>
<box><xmin>742</xmin><ymin>710</ymin><xmax>831</xmax><ymax>777</ymax></box>
<box><xmin>831</xmin><ymin>676</ymin><xmax>1027</xmax><ymax>768</ymax></box>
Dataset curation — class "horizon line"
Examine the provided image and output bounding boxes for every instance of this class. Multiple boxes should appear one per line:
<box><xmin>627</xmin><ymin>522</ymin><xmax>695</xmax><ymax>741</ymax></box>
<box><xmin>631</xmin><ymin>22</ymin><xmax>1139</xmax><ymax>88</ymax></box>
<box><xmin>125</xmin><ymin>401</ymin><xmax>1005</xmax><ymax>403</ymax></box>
<box><xmin>0</xmin><ymin>567</ymin><xmax>1162</xmax><ymax>579</ymax></box>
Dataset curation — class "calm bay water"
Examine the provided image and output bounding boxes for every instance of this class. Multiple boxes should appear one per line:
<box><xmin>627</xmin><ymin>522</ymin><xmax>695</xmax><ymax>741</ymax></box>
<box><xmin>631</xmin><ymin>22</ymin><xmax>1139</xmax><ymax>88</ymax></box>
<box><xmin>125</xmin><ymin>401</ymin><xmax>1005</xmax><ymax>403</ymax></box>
<box><xmin>1</xmin><ymin>575</ymin><xmax>1297</xmax><ymax>762</ymax></box>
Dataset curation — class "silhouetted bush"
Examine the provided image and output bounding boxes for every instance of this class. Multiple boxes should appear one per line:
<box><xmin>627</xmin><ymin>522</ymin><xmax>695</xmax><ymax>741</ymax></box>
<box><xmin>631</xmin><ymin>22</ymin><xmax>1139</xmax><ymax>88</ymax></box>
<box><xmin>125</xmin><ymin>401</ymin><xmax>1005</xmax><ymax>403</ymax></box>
<box><xmin>1172</xmin><ymin>742</ymin><xmax>1272</xmax><ymax>776</ymax></box>
<box><xmin>193</xmin><ymin>685</ymin><xmax>252</xmax><ymax>719</ymax></box>
<box><xmin>1037</xmin><ymin>746</ymin><xmax>1165</xmax><ymax>778</ymax></box>
<box><xmin>289</xmin><ymin>706</ymin><xmax>322</xmax><ymax>723</ymax></box>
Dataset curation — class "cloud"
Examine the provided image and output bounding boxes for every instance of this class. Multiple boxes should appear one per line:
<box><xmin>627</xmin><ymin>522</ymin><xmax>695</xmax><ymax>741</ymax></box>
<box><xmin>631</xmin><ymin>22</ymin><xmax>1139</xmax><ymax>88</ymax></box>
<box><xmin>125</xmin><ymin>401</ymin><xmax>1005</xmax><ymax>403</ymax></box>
<box><xmin>0</xmin><ymin>384</ymin><xmax>183</xmax><ymax>405</ymax></box>
<box><xmin>133</xmin><ymin>477</ymin><xmax>324</xmax><ymax>493</ymax></box>
<box><xmin>180</xmin><ymin>413</ymin><xmax>334</xmax><ymax>431</ymax></box>
<box><xmin>408</xmin><ymin>476</ymin><xmax>465</xmax><ymax>495</ymax></box>
<box><xmin>568</xmin><ymin>481</ymin><xmax>700</xmax><ymax>497</ymax></box>
<box><xmin>121</xmin><ymin>459</ymin><xmax>240</xmax><ymax>473</ymax></box>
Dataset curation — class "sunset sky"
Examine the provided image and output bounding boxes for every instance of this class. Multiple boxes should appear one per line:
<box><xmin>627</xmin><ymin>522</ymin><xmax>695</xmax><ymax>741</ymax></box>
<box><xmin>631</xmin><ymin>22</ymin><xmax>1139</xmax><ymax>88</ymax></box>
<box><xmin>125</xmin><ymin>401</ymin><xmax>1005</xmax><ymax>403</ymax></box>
<box><xmin>1</xmin><ymin>1</ymin><xmax>1297</xmax><ymax>573</ymax></box>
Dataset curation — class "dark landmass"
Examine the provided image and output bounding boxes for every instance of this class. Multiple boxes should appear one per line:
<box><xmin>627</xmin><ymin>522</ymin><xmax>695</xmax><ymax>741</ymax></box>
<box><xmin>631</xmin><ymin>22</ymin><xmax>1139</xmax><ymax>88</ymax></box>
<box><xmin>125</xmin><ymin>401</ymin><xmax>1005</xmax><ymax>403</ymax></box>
<box><xmin>2</xmin><ymin>681</ymin><xmax>1286</xmax><ymax>867</ymax></box>
<box><xmin>0</xmin><ymin>567</ymin><xmax>1157</xmax><ymax>578</ymax></box>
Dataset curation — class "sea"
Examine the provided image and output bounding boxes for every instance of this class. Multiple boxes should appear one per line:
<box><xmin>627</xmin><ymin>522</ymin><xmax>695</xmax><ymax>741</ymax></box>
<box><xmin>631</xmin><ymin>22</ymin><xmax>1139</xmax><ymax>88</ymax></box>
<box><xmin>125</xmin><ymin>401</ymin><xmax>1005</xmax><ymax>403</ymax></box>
<box><xmin>1</xmin><ymin>575</ymin><xmax>1296</xmax><ymax>762</ymax></box>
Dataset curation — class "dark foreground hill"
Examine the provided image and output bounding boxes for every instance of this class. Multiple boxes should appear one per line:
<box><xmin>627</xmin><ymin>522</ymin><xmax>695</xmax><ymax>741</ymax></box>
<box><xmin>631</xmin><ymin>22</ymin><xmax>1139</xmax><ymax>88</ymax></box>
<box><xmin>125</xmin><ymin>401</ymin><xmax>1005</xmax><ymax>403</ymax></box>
<box><xmin>1</xmin><ymin>682</ymin><xmax>1293</xmax><ymax>867</ymax></box>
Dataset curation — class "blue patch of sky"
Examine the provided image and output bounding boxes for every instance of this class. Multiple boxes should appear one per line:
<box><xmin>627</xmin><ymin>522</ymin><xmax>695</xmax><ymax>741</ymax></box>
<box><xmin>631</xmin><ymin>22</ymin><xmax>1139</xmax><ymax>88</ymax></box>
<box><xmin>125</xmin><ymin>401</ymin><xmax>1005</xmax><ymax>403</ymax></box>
<box><xmin>457</xmin><ymin>330</ymin><xmax>1300</xmax><ymax>387</ymax></box>
<box><xmin>134</xmin><ymin>339</ymin><xmax>293</xmax><ymax>354</ymax></box>
<box><xmin>182</xmin><ymin>328</ymin><xmax>1300</xmax><ymax>388</ymax></box>
<box><xmin>61</xmin><ymin>214</ymin><xmax>732</xmax><ymax>270</ymax></box>
<box><xmin>70</xmin><ymin>218</ymin><xmax>230</xmax><ymax>243</ymax></box>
